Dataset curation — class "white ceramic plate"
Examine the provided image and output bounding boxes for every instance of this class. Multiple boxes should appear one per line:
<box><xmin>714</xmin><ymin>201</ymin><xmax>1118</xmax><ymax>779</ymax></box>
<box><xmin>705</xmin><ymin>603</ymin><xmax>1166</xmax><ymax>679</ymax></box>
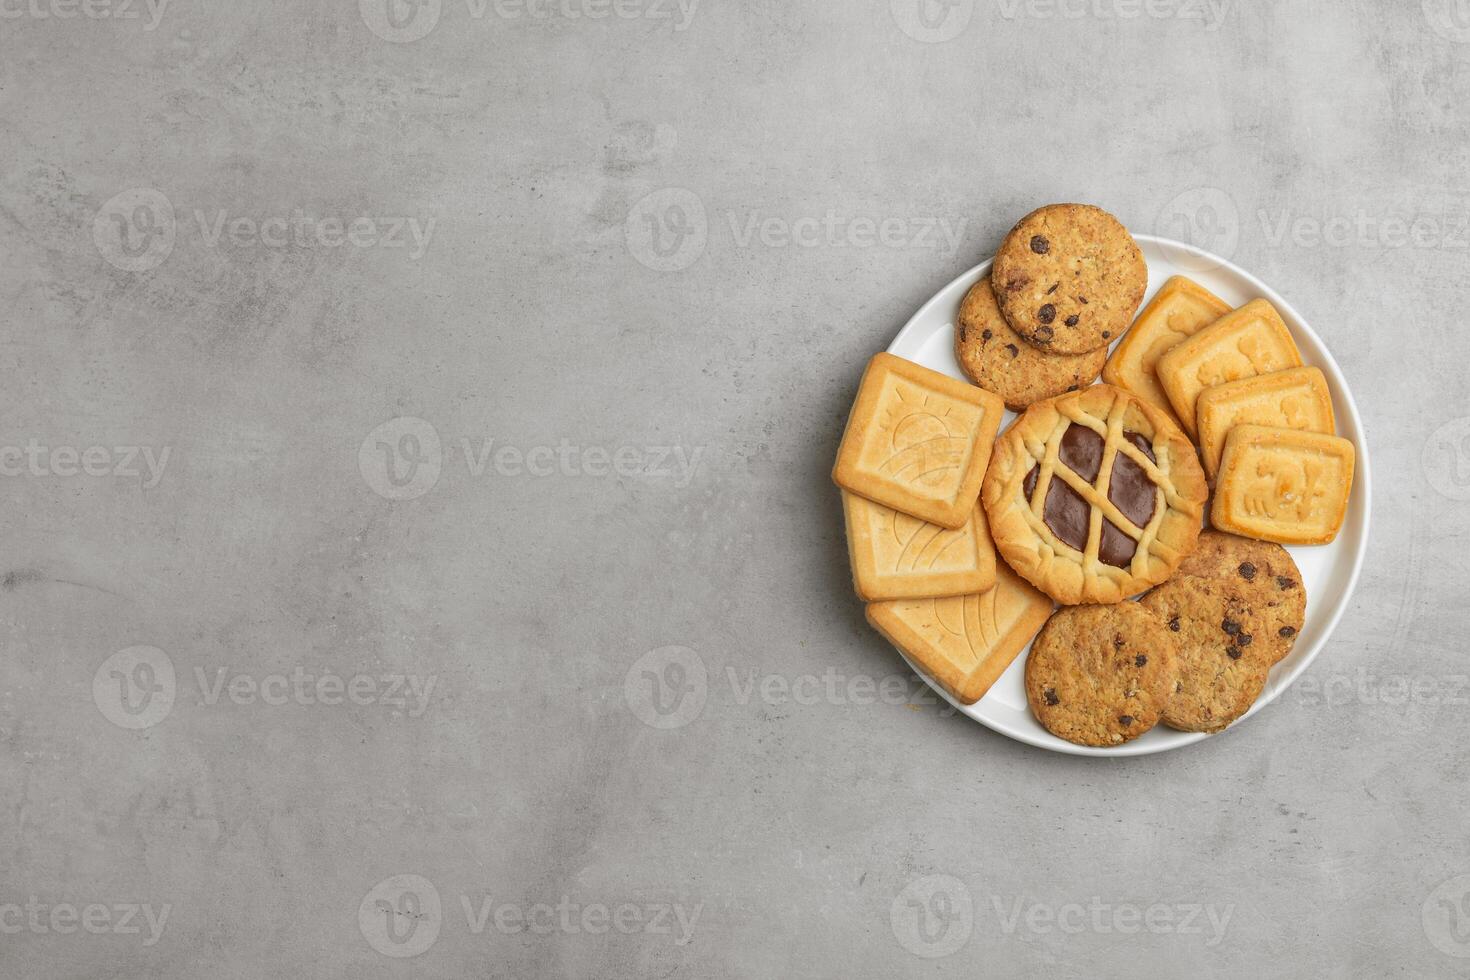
<box><xmin>885</xmin><ymin>234</ymin><xmax>1372</xmax><ymax>757</ymax></box>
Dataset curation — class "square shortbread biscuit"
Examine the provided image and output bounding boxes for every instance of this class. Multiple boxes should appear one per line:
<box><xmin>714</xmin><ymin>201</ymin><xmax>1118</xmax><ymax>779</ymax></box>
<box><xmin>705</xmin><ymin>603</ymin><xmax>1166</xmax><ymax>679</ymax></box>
<box><xmin>866</xmin><ymin>561</ymin><xmax>1054</xmax><ymax>705</ymax></box>
<box><xmin>1195</xmin><ymin>367</ymin><xmax>1336</xmax><ymax>479</ymax></box>
<box><xmin>1157</xmin><ymin>299</ymin><xmax>1303</xmax><ymax>438</ymax></box>
<box><xmin>1211</xmin><ymin>424</ymin><xmax>1355</xmax><ymax>545</ymax></box>
<box><xmin>832</xmin><ymin>353</ymin><xmax>1004</xmax><ymax>529</ymax></box>
<box><xmin>842</xmin><ymin>491</ymin><xmax>997</xmax><ymax>602</ymax></box>
<box><xmin>1101</xmin><ymin>275</ymin><xmax>1231</xmax><ymax>430</ymax></box>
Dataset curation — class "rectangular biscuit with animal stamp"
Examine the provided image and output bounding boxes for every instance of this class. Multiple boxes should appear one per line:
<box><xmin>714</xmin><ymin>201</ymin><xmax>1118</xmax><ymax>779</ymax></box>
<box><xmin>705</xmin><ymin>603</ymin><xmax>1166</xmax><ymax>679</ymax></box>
<box><xmin>1102</xmin><ymin>275</ymin><xmax>1232</xmax><ymax>430</ymax></box>
<box><xmin>833</xmin><ymin>352</ymin><xmax>1005</xmax><ymax>528</ymax></box>
<box><xmin>1156</xmin><ymin>299</ymin><xmax>1303</xmax><ymax>438</ymax></box>
<box><xmin>866</xmin><ymin>562</ymin><xmax>1053</xmax><ymax>705</ymax></box>
<box><xmin>1195</xmin><ymin>366</ymin><xmax>1336</xmax><ymax>479</ymax></box>
<box><xmin>843</xmin><ymin>492</ymin><xmax>996</xmax><ymax>602</ymax></box>
<box><xmin>1211</xmin><ymin>424</ymin><xmax>1355</xmax><ymax>545</ymax></box>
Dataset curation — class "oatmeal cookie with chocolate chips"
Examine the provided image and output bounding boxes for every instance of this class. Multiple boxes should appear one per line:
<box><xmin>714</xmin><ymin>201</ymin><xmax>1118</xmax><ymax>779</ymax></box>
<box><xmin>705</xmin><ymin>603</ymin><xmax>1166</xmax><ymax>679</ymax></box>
<box><xmin>991</xmin><ymin>204</ymin><xmax>1148</xmax><ymax>355</ymax></box>
<box><xmin>954</xmin><ymin>277</ymin><xmax>1107</xmax><ymax>411</ymax></box>
<box><xmin>1141</xmin><ymin>576</ymin><xmax>1272</xmax><ymax>733</ymax></box>
<box><xmin>1025</xmin><ymin>602</ymin><xmax>1179</xmax><ymax>747</ymax></box>
<box><xmin>1171</xmin><ymin>531</ymin><xmax>1307</xmax><ymax>665</ymax></box>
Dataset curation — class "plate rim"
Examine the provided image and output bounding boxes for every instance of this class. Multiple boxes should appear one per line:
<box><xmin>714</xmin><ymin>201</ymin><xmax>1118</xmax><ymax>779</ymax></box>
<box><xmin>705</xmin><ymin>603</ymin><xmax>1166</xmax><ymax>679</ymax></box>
<box><xmin>884</xmin><ymin>233</ymin><xmax>1374</xmax><ymax>758</ymax></box>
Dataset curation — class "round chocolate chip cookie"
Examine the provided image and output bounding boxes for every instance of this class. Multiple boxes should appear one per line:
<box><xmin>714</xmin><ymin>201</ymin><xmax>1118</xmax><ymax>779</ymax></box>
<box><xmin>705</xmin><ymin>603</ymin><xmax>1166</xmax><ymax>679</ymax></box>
<box><xmin>954</xmin><ymin>277</ymin><xmax>1108</xmax><ymax>412</ymax></box>
<box><xmin>1141</xmin><ymin>576</ymin><xmax>1271</xmax><ymax>733</ymax></box>
<box><xmin>981</xmin><ymin>385</ymin><xmax>1208</xmax><ymax>605</ymax></box>
<box><xmin>1171</xmin><ymin>531</ymin><xmax>1306</xmax><ymax>665</ymax></box>
<box><xmin>1025</xmin><ymin>602</ymin><xmax>1179</xmax><ymax>747</ymax></box>
<box><xmin>991</xmin><ymin>204</ymin><xmax>1148</xmax><ymax>355</ymax></box>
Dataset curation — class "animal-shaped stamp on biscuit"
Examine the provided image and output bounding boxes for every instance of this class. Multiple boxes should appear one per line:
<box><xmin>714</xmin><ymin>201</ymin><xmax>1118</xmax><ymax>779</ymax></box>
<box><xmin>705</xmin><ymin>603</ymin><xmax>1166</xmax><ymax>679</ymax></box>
<box><xmin>1211</xmin><ymin>424</ymin><xmax>1355</xmax><ymax>545</ymax></box>
<box><xmin>833</xmin><ymin>353</ymin><xmax>1005</xmax><ymax>528</ymax></box>
<box><xmin>1156</xmin><ymin>299</ymin><xmax>1303</xmax><ymax>438</ymax></box>
<box><xmin>867</xmin><ymin>561</ymin><xmax>1053</xmax><ymax>705</ymax></box>
<box><xmin>842</xmin><ymin>492</ymin><xmax>997</xmax><ymax>602</ymax></box>
<box><xmin>1102</xmin><ymin>275</ymin><xmax>1231</xmax><ymax>429</ymax></box>
<box><xmin>1195</xmin><ymin>367</ymin><xmax>1336</xmax><ymax>479</ymax></box>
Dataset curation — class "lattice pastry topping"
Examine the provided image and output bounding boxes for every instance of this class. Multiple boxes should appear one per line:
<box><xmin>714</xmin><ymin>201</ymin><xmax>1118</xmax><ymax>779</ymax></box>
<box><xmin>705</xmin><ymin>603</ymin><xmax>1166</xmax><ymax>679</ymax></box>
<box><xmin>982</xmin><ymin>384</ymin><xmax>1208</xmax><ymax>605</ymax></box>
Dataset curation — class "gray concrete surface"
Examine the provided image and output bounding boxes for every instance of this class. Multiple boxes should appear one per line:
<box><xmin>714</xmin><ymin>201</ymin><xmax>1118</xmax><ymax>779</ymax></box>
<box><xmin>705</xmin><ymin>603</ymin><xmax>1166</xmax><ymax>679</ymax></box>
<box><xmin>0</xmin><ymin>1</ymin><xmax>1467</xmax><ymax>977</ymax></box>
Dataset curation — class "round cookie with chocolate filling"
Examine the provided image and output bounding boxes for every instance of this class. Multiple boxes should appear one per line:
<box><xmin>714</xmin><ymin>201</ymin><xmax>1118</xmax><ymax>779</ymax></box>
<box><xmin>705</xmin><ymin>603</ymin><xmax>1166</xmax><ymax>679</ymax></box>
<box><xmin>982</xmin><ymin>384</ymin><xmax>1208</xmax><ymax>605</ymax></box>
<box><xmin>990</xmin><ymin>204</ymin><xmax>1148</xmax><ymax>355</ymax></box>
<box><xmin>1140</xmin><ymin>576</ymin><xmax>1272</xmax><ymax>733</ymax></box>
<box><xmin>1167</xmin><ymin>530</ymin><xmax>1307</xmax><ymax>666</ymax></box>
<box><xmin>1025</xmin><ymin>602</ymin><xmax>1179</xmax><ymax>747</ymax></box>
<box><xmin>954</xmin><ymin>277</ymin><xmax>1108</xmax><ymax>411</ymax></box>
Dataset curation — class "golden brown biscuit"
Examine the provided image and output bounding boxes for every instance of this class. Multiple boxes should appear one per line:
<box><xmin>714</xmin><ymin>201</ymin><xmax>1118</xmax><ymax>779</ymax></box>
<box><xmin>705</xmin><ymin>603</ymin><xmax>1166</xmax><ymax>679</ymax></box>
<box><xmin>868</xmin><ymin>562</ymin><xmax>1053</xmax><ymax>705</ymax></box>
<box><xmin>954</xmin><ymin>277</ymin><xmax>1107</xmax><ymax>411</ymax></box>
<box><xmin>981</xmin><ymin>385</ymin><xmax>1208</xmax><ymax>605</ymax></box>
<box><xmin>832</xmin><ymin>353</ymin><xmax>1005</xmax><ymax>528</ymax></box>
<box><xmin>1101</xmin><ymin>275</ymin><xmax>1231</xmax><ymax>429</ymax></box>
<box><xmin>1195</xmin><ymin>367</ymin><xmax>1335</xmax><ymax>479</ymax></box>
<box><xmin>991</xmin><ymin>204</ymin><xmax>1148</xmax><ymax>355</ymax></box>
<box><xmin>842</xmin><ymin>492</ymin><xmax>996</xmax><ymax>602</ymax></box>
<box><xmin>1024</xmin><ymin>602</ymin><xmax>1178</xmax><ymax>746</ymax></box>
<box><xmin>1156</xmin><ymin>299</ymin><xmax>1303</xmax><ymax>438</ymax></box>
<box><xmin>1211</xmin><ymin>425</ymin><xmax>1355</xmax><ymax>545</ymax></box>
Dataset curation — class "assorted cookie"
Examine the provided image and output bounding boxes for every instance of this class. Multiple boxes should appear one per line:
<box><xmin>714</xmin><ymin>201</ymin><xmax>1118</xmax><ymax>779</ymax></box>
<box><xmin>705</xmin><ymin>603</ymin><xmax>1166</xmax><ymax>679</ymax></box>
<box><xmin>981</xmin><ymin>385</ymin><xmax>1207</xmax><ymax>605</ymax></box>
<box><xmin>1025</xmin><ymin>603</ymin><xmax>1178</xmax><ymax>746</ymax></box>
<box><xmin>836</xmin><ymin>202</ymin><xmax>1356</xmax><ymax>749</ymax></box>
<box><xmin>991</xmin><ymin>204</ymin><xmax>1148</xmax><ymax>355</ymax></box>
<box><xmin>954</xmin><ymin>277</ymin><xmax>1107</xmax><ymax>411</ymax></box>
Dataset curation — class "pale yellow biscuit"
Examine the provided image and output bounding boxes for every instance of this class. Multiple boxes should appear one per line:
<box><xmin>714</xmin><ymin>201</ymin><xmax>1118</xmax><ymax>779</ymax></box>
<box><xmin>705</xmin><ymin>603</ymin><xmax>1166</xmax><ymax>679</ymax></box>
<box><xmin>832</xmin><ymin>353</ymin><xmax>1005</xmax><ymax>529</ymax></box>
<box><xmin>1211</xmin><ymin>425</ymin><xmax>1355</xmax><ymax>545</ymax></box>
<box><xmin>867</xmin><ymin>562</ymin><xmax>1053</xmax><ymax>705</ymax></box>
<box><xmin>842</xmin><ymin>492</ymin><xmax>997</xmax><ymax>602</ymax></box>
<box><xmin>1156</xmin><ymin>299</ymin><xmax>1303</xmax><ymax>438</ymax></box>
<box><xmin>1195</xmin><ymin>367</ymin><xmax>1335</xmax><ymax>479</ymax></box>
<box><xmin>1101</xmin><ymin>276</ymin><xmax>1231</xmax><ymax>429</ymax></box>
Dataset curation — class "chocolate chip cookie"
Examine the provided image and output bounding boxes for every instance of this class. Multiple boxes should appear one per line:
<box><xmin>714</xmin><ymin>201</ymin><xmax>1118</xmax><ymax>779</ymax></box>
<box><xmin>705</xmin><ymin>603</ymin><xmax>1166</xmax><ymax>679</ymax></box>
<box><xmin>991</xmin><ymin>204</ymin><xmax>1148</xmax><ymax>355</ymax></box>
<box><xmin>1171</xmin><ymin>531</ymin><xmax>1306</xmax><ymax>665</ymax></box>
<box><xmin>954</xmin><ymin>277</ymin><xmax>1108</xmax><ymax>411</ymax></box>
<box><xmin>1025</xmin><ymin>602</ymin><xmax>1179</xmax><ymax>747</ymax></box>
<box><xmin>1141</xmin><ymin>576</ymin><xmax>1272</xmax><ymax>733</ymax></box>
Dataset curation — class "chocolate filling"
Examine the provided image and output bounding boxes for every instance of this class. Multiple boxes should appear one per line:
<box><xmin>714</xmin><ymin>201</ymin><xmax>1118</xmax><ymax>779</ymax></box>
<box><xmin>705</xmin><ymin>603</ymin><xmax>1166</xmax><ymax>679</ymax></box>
<box><xmin>1022</xmin><ymin>425</ymin><xmax>1160</xmax><ymax>568</ymax></box>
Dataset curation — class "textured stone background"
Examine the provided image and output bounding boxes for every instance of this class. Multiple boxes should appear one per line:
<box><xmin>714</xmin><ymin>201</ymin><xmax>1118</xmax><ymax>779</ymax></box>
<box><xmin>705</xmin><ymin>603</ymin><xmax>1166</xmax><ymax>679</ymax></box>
<box><xmin>1</xmin><ymin>1</ymin><xmax>1468</xmax><ymax>976</ymax></box>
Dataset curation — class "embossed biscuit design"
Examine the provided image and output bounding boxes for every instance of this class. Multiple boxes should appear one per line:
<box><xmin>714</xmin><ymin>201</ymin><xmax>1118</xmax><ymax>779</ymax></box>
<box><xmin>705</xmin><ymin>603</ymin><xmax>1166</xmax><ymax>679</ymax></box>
<box><xmin>867</xmin><ymin>561</ymin><xmax>1053</xmax><ymax>705</ymax></box>
<box><xmin>1195</xmin><ymin>367</ymin><xmax>1335</xmax><ymax>479</ymax></box>
<box><xmin>1211</xmin><ymin>424</ymin><xmax>1355</xmax><ymax>545</ymax></box>
<box><xmin>833</xmin><ymin>353</ymin><xmax>1005</xmax><ymax>528</ymax></box>
<box><xmin>1102</xmin><ymin>275</ymin><xmax>1232</xmax><ymax>429</ymax></box>
<box><xmin>1156</xmin><ymin>299</ymin><xmax>1303</xmax><ymax>438</ymax></box>
<box><xmin>842</xmin><ymin>492</ymin><xmax>997</xmax><ymax>602</ymax></box>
